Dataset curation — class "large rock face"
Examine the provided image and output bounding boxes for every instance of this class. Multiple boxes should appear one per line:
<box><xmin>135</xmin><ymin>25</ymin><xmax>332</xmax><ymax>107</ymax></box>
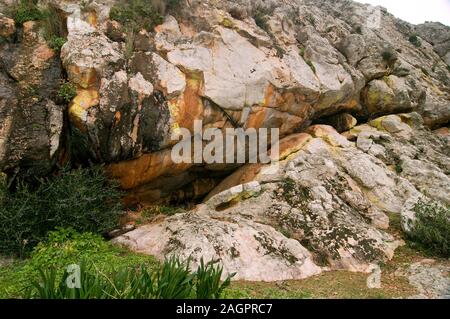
<box><xmin>0</xmin><ymin>20</ymin><xmax>64</xmax><ymax>177</ymax></box>
<box><xmin>415</xmin><ymin>22</ymin><xmax>450</xmax><ymax>67</ymax></box>
<box><xmin>115</xmin><ymin>112</ymin><xmax>449</xmax><ymax>280</ymax></box>
<box><xmin>1</xmin><ymin>0</ymin><xmax>450</xmax><ymax>192</ymax></box>
<box><xmin>1</xmin><ymin>0</ymin><xmax>449</xmax><ymax>282</ymax></box>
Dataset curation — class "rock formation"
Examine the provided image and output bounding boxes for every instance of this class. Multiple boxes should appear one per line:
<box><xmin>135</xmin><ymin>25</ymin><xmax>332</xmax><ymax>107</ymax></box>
<box><xmin>1</xmin><ymin>0</ymin><xmax>449</xmax><ymax>281</ymax></box>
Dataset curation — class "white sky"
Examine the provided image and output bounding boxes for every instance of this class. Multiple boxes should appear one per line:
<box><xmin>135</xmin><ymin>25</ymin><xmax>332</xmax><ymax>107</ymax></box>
<box><xmin>353</xmin><ymin>0</ymin><xmax>450</xmax><ymax>26</ymax></box>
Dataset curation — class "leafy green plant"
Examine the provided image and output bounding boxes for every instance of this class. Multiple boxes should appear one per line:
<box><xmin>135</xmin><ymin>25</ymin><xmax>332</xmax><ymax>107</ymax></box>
<box><xmin>395</xmin><ymin>162</ymin><xmax>403</xmax><ymax>174</ymax></box>
<box><xmin>14</xmin><ymin>0</ymin><xmax>43</xmax><ymax>25</ymax></box>
<box><xmin>195</xmin><ymin>259</ymin><xmax>235</xmax><ymax>299</ymax></box>
<box><xmin>408</xmin><ymin>34</ymin><xmax>421</xmax><ymax>48</ymax></box>
<box><xmin>0</xmin><ymin>167</ymin><xmax>123</xmax><ymax>257</ymax></box>
<box><xmin>25</xmin><ymin>254</ymin><xmax>234</xmax><ymax>299</ymax></box>
<box><xmin>58</xmin><ymin>81</ymin><xmax>77</xmax><ymax>103</ymax></box>
<box><xmin>48</xmin><ymin>36</ymin><xmax>67</xmax><ymax>51</ymax></box>
<box><xmin>406</xmin><ymin>200</ymin><xmax>450</xmax><ymax>258</ymax></box>
<box><xmin>153</xmin><ymin>256</ymin><xmax>194</xmax><ymax>299</ymax></box>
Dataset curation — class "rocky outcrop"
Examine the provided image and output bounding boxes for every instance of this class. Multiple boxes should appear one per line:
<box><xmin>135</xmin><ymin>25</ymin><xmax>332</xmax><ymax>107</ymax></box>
<box><xmin>115</xmin><ymin>112</ymin><xmax>449</xmax><ymax>281</ymax></box>
<box><xmin>1</xmin><ymin>0</ymin><xmax>449</xmax><ymax>195</ymax></box>
<box><xmin>395</xmin><ymin>259</ymin><xmax>450</xmax><ymax>299</ymax></box>
<box><xmin>415</xmin><ymin>22</ymin><xmax>450</xmax><ymax>67</ymax></box>
<box><xmin>1</xmin><ymin>0</ymin><xmax>449</xmax><ymax>283</ymax></box>
<box><xmin>0</xmin><ymin>20</ymin><xmax>64</xmax><ymax>177</ymax></box>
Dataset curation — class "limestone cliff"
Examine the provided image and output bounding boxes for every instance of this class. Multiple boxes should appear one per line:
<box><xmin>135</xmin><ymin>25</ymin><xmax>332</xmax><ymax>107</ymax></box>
<box><xmin>0</xmin><ymin>0</ymin><xmax>449</xmax><ymax>281</ymax></box>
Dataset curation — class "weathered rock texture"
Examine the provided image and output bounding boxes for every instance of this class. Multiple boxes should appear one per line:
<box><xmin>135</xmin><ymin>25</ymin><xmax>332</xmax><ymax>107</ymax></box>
<box><xmin>0</xmin><ymin>19</ymin><xmax>64</xmax><ymax>178</ymax></box>
<box><xmin>1</xmin><ymin>0</ymin><xmax>450</xmax><ymax>281</ymax></box>
<box><xmin>415</xmin><ymin>22</ymin><xmax>450</xmax><ymax>67</ymax></box>
<box><xmin>2</xmin><ymin>0</ymin><xmax>448</xmax><ymax>197</ymax></box>
<box><xmin>115</xmin><ymin>112</ymin><xmax>449</xmax><ymax>280</ymax></box>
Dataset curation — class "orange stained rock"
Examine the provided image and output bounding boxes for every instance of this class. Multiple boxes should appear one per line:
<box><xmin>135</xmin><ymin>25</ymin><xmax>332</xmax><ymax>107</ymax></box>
<box><xmin>179</xmin><ymin>23</ymin><xmax>196</xmax><ymax>37</ymax></box>
<box><xmin>86</xmin><ymin>11</ymin><xmax>97</xmax><ymax>27</ymax></box>
<box><xmin>69</xmin><ymin>88</ymin><xmax>100</xmax><ymax>130</ymax></box>
<box><xmin>246</xmin><ymin>107</ymin><xmax>268</xmax><ymax>129</ymax></box>
<box><xmin>172</xmin><ymin>72</ymin><xmax>204</xmax><ymax>132</ymax></box>
<box><xmin>33</xmin><ymin>44</ymin><xmax>55</xmax><ymax>65</ymax></box>
<box><xmin>434</xmin><ymin>127</ymin><xmax>449</xmax><ymax>137</ymax></box>
<box><xmin>276</xmin><ymin>133</ymin><xmax>313</xmax><ymax>161</ymax></box>
<box><xmin>114</xmin><ymin>111</ymin><xmax>121</xmax><ymax>124</ymax></box>
<box><xmin>206</xmin><ymin>132</ymin><xmax>314</xmax><ymax>199</ymax></box>
<box><xmin>0</xmin><ymin>17</ymin><xmax>15</xmax><ymax>38</ymax></box>
<box><xmin>107</xmin><ymin>149</ymin><xmax>193</xmax><ymax>190</ymax></box>
<box><xmin>306</xmin><ymin>124</ymin><xmax>339</xmax><ymax>138</ymax></box>
<box><xmin>347</xmin><ymin>98</ymin><xmax>358</xmax><ymax>109</ymax></box>
<box><xmin>205</xmin><ymin>163</ymin><xmax>263</xmax><ymax>200</ymax></box>
<box><xmin>22</xmin><ymin>21</ymin><xmax>36</xmax><ymax>34</ymax></box>
<box><xmin>263</xmin><ymin>84</ymin><xmax>299</xmax><ymax>109</ymax></box>
<box><xmin>67</xmin><ymin>66</ymin><xmax>98</xmax><ymax>89</ymax></box>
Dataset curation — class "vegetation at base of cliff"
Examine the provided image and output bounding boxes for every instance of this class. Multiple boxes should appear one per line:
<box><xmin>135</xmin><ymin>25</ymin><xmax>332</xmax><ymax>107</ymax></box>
<box><xmin>0</xmin><ymin>231</ymin><xmax>436</xmax><ymax>299</ymax></box>
<box><xmin>58</xmin><ymin>81</ymin><xmax>77</xmax><ymax>103</ymax></box>
<box><xmin>0</xmin><ymin>228</ymin><xmax>157</xmax><ymax>298</ymax></box>
<box><xmin>0</xmin><ymin>167</ymin><xmax>122</xmax><ymax>258</ymax></box>
<box><xmin>406</xmin><ymin>200</ymin><xmax>450</xmax><ymax>258</ymax></box>
<box><xmin>0</xmin><ymin>228</ymin><xmax>233</xmax><ymax>299</ymax></box>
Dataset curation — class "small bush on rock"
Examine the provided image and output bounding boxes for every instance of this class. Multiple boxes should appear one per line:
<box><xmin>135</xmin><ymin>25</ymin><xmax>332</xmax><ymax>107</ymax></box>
<box><xmin>251</xmin><ymin>4</ymin><xmax>274</xmax><ymax>32</ymax></box>
<box><xmin>58</xmin><ymin>81</ymin><xmax>77</xmax><ymax>103</ymax></box>
<box><xmin>406</xmin><ymin>200</ymin><xmax>450</xmax><ymax>258</ymax></box>
<box><xmin>381</xmin><ymin>49</ymin><xmax>397</xmax><ymax>66</ymax></box>
<box><xmin>109</xmin><ymin>0</ymin><xmax>164</xmax><ymax>32</ymax></box>
<box><xmin>14</xmin><ymin>0</ymin><xmax>43</xmax><ymax>25</ymax></box>
<box><xmin>408</xmin><ymin>34</ymin><xmax>422</xmax><ymax>48</ymax></box>
<box><xmin>48</xmin><ymin>36</ymin><xmax>67</xmax><ymax>51</ymax></box>
<box><xmin>0</xmin><ymin>167</ymin><xmax>123</xmax><ymax>257</ymax></box>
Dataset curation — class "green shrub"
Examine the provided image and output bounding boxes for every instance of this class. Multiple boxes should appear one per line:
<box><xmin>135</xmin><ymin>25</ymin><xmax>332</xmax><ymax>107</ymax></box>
<box><xmin>109</xmin><ymin>0</ymin><xmax>164</xmax><ymax>33</ymax></box>
<box><xmin>48</xmin><ymin>36</ymin><xmax>67</xmax><ymax>51</ymax></box>
<box><xmin>381</xmin><ymin>49</ymin><xmax>397</xmax><ymax>66</ymax></box>
<box><xmin>0</xmin><ymin>228</ymin><xmax>156</xmax><ymax>298</ymax></box>
<box><xmin>406</xmin><ymin>200</ymin><xmax>450</xmax><ymax>258</ymax></box>
<box><xmin>0</xmin><ymin>167</ymin><xmax>123</xmax><ymax>257</ymax></box>
<box><xmin>408</xmin><ymin>34</ymin><xmax>421</xmax><ymax>47</ymax></box>
<box><xmin>14</xmin><ymin>0</ymin><xmax>43</xmax><ymax>24</ymax></box>
<box><xmin>58</xmin><ymin>81</ymin><xmax>77</xmax><ymax>103</ymax></box>
<box><xmin>251</xmin><ymin>4</ymin><xmax>273</xmax><ymax>32</ymax></box>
